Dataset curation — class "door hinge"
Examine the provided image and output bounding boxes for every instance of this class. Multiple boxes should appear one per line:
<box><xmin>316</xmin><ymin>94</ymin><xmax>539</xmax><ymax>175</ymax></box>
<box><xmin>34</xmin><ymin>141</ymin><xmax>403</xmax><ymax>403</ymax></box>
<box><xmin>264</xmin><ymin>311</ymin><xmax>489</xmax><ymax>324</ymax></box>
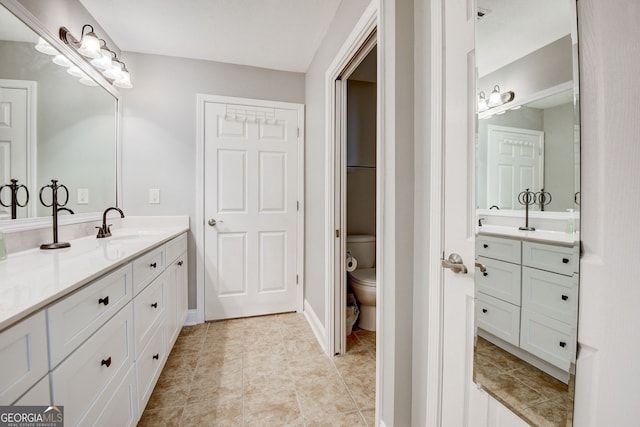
<box><xmin>297</xmin><ymin>201</ymin><xmax>299</xmax><ymax>211</ymax></box>
<box><xmin>296</xmin><ymin>274</ymin><xmax>299</xmax><ymax>284</ymax></box>
<box><xmin>336</xmin><ymin>229</ymin><xmax>340</xmax><ymax>238</ymax></box>
<box><xmin>297</xmin><ymin>128</ymin><xmax>300</xmax><ymax>138</ymax></box>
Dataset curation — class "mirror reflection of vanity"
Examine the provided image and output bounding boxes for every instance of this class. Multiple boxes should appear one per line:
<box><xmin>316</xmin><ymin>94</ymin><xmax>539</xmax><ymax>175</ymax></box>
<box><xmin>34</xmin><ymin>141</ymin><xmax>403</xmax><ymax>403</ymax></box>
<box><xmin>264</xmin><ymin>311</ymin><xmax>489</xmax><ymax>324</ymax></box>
<box><xmin>0</xmin><ymin>1</ymin><xmax>117</xmax><ymax>222</ymax></box>
<box><xmin>473</xmin><ymin>0</ymin><xmax>580</xmax><ymax>425</ymax></box>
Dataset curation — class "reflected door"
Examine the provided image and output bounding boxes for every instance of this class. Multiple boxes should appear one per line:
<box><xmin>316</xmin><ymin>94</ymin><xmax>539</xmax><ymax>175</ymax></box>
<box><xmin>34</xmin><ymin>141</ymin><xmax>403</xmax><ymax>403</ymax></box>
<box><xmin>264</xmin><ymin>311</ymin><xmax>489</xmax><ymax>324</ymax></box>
<box><xmin>487</xmin><ymin>125</ymin><xmax>544</xmax><ymax>210</ymax></box>
<box><xmin>0</xmin><ymin>81</ymin><xmax>33</xmax><ymax>219</ymax></box>
<box><xmin>204</xmin><ymin>101</ymin><xmax>299</xmax><ymax>320</ymax></box>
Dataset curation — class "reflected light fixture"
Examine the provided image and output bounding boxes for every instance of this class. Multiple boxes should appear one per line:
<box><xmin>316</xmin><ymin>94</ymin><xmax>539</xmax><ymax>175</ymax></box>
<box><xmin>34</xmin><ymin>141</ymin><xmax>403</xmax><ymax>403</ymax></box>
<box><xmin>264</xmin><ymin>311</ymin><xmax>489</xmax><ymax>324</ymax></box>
<box><xmin>478</xmin><ymin>84</ymin><xmax>515</xmax><ymax>112</ymax></box>
<box><xmin>58</xmin><ymin>24</ymin><xmax>133</xmax><ymax>89</ymax></box>
<box><xmin>35</xmin><ymin>37</ymin><xmax>58</xmax><ymax>55</ymax></box>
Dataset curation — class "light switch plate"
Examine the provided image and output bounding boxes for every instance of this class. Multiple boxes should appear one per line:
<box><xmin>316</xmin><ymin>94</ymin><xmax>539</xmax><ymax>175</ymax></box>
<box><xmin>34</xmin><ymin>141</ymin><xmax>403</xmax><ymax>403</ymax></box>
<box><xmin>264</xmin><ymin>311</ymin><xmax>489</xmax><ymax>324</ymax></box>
<box><xmin>77</xmin><ymin>188</ymin><xmax>89</xmax><ymax>204</ymax></box>
<box><xmin>149</xmin><ymin>188</ymin><xmax>160</xmax><ymax>204</ymax></box>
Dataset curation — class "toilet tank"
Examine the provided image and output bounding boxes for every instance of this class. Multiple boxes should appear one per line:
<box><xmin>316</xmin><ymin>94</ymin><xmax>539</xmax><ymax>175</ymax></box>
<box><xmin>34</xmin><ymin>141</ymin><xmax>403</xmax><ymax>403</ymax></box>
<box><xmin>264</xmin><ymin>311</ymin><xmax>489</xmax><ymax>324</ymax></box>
<box><xmin>346</xmin><ymin>235</ymin><xmax>376</xmax><ymax>268</ymax></box>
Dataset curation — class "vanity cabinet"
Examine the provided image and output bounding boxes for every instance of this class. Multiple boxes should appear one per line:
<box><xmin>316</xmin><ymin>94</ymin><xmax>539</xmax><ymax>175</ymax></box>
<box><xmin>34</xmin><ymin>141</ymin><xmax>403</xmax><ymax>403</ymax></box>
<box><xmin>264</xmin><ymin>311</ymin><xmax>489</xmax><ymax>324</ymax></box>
<box><xmin>475</xmin><ymin>235</ymin><xmax>579</xmax><ymax>375</ymax></box>
<box><xmin>0</xmin><ymin>230</ymin><xmax>188</xmax><ymax>426</ymax></box>
<box><xmin>0</xmin><ymin>311</ymin><xmax>48</xmax><ymax>404</ymax></box>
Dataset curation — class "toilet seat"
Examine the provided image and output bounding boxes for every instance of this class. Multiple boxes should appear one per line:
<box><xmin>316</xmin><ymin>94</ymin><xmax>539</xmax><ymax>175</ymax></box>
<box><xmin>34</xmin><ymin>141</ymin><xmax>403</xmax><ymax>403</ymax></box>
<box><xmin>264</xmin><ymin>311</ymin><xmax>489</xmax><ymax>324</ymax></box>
<box><xmin>349</xmin><ymin>268</ymin><xmax>376</xmax><ymax>287</ymax></box>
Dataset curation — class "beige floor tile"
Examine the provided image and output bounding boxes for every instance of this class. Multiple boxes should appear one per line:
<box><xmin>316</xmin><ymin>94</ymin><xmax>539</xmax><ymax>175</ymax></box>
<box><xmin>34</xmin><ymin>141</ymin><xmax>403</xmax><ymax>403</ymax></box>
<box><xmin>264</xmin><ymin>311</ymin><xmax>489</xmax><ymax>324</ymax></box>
<box><xmin>161</xmin><ymin>352</ymin><xmax>200</xmax><ymax>380</ymax></box>
<box><xmin>207</xmin><ymin>319</ymin><xmax>245</xmax><ymax>338</ymax></box>
<box><xmin>188</xmin><ymin>368</ymin><xmax>243</xmax><ymax>404</ymax></box>
<box><xmin>360</xmin><ymin>409</ymin><xmax>376</xmax><ymax>426</ymax></box>
<box><xmin>243</xmin><ymin>364</ymin><xmax>294</xmax><ymax>396</ymax></box>
<box><xmin>243</xmin><ymin>342</ymin><xmax>288</xmax><ymax>368</ymax></box>
<box><xmin>296</xmin><ymin>376</ymin><xmax>358</xmax><ymax>420</ymax></box>
<box><xmin>333</xmin><ymin>351</ymin><xmax>376</xmax><ymax>379</ymax></box>
<box><xmin>138</xmin><ymin>406</ymin><xmax>184</xmax><ymax>427</ymax></box>
<box><xmin>172</xmin><ymin>334</ymin><xmax>206</xmax><ymax>355</ymax></box>
<box><xmin>179</xmin><ymin>323</ymin><xmax>208</xmax><ymax>338</ymax></box>
<box><xmin>145</xmin><ymin>375</ymin><xmax>191</xmax><ymax>410</ymax></box>
<box><xmin>180</xmin><ymin>397</ymin><xmax>243</xmax><ymax>427</ymax></box>
<box><xmin>194</xmin><ymin>357</ymin><xmax>243</xmax><ymax>380</ymax></box>
<box><xmin>288</xmin><ymin>356</ymin><xmax>341</xmax><ymax>387</ymax></box>
<box><xmin>283</xmin><ymin>336</ymin><xmax>324</xmax><ymax>360</ymax></box>
<box><xmin>243</xmin><ymin>389</ymin><xmax>303</xmax><ymax>426</ymax></box>
<box><xmin>520</xmin><ymin>397</ymin><xmax>568</xmax><ymax>426</ymax></box>
<box><xmin>343</xmin><ymin>374</ymin><xmax>376</xmax><ymax>411</ymax></box>
<box><xmin>305</xmin><ymin>411</ymin><xmax>367</xmax><ymax>426</ymax></box>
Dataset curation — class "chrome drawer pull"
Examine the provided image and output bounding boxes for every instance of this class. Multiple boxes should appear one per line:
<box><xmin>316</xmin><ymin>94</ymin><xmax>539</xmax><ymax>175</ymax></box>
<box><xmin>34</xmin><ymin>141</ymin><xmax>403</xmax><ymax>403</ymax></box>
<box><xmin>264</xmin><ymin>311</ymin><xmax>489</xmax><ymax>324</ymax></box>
<box><xmin>153</xmin><ymin>353</ymin><xmax>159</xmax><ymax>360</ymax></box>
<box><xmin>562</xmin><ymin>258</ymin><xmax>569</xmax><ymax>264</ymax></box>
<box><xmin>150</xmin><ymin>262</ymin><xmax>157</xmax><ymax>268</ymax></box>
<box><xmin>98</xmin><ymin>296</ymin><xmax>109</xmax><ymax>306</ymax></box>
<box><xmin>561</xmin><ymin>295</ymin><xmax>569</xmax><ymax>301</ymax></box>
<box><xmin>101</xmin><ymin>357</ymin><xmax>112</xmax><ymax>367</ymax></box>
<box><xmin>151</xmin><ymin>302</ymin><xmax>158</xmax><ymax>309</ymax></box>
<box><xmin>559</xmin><ymin>341</ymin><xmax>567</xmax><ymax>348</ymax></box>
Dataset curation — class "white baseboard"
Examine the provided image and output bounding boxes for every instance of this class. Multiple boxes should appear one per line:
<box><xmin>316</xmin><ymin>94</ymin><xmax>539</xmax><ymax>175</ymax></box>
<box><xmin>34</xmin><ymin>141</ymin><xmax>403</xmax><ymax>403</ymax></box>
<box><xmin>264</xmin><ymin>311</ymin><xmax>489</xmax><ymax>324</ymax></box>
<box><xmin>303</xmin><ymin>299</ymin><xmax>327</xmax><ymax>353</ymax></box>
<box><xmin>184</xmin><ymin>309</ymin><xmax>199</xmax><ymax>326</ymax></box>
<box><xmin>379</xmin><ymin>421</ymin><xmax>387</xmax><ymax>427</ymax></box>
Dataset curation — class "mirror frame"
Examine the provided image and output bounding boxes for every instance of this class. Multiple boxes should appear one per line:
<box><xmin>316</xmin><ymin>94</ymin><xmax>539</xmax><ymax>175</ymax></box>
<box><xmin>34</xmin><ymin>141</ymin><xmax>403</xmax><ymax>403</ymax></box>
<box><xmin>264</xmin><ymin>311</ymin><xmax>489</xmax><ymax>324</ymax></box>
<box><xmin>0</xmin><ymin>0</ymin><xmax>121</xmax><ymax>232</ymax></box>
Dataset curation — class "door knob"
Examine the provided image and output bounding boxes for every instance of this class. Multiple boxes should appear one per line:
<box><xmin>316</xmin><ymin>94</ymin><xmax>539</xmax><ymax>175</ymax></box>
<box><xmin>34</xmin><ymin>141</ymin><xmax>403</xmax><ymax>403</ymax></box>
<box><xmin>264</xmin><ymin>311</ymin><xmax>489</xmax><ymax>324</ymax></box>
<box><xmin>441</xmin><ymin>253</ymin><xmax>468</xmax><ymax>274</ymax></box>
<box><xmin>208</xmin><ymin>219</ymin><xmax>224</xmax><ymax>227</ymax></box>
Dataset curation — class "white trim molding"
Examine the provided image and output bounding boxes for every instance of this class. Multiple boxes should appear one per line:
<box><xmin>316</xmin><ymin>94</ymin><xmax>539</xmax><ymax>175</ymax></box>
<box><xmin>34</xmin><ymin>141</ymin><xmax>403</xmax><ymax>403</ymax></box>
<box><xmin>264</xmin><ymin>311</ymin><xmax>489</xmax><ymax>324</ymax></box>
<box><xmin>195</xmin><ymin>94</ymin><xmax>305</xmax><ymax>324</ymax></box>
<box><xmin>303</xmin><ymin>299</ymin><xmax>327</xmax><ymax>353</ymax></box>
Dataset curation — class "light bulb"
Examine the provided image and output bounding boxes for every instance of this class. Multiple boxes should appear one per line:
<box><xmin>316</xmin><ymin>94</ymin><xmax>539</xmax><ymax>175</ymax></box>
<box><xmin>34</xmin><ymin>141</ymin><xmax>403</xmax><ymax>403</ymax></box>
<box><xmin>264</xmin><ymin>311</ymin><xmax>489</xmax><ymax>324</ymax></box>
<box><xmin>67</xmin><ymin>66</ymin><xmax>85</xmax><ymax>78</ymax></box>
<box><xmin>35</xmin><ymin>37</ymin><xmax>57</xmax><ymax>55</ymax></box>
<box><xmin>103</xmin><ymin>61</ymin><xmax>123</xmax><ymax>80</ymax></box>
<box><xmin>91</xmin><ymin>48</ymin><xmax>113</xmax><ymax>70</ymax></box>
<box><xmin>113</xmin><ymin>69</ymin><xmax>133</xmax><ymax>89</ymax></box>
<box><xmin>79</xmin><ymin>76</ymin><xmax>98</xmax><ymax>86</ymax></box>
<box><xmin>77</xmin><ymin>31</ymin><xmax>101</xmax><ymax>59</ymax></box>
<box><xmin>52</xmin><ymin>54</ymin><xmax>72</xmax><ymax>67</ymax></box>
<box><xmin>488</xmin><ymin>85</ymin><xmax>502</xmax><ymax>107</ymax></box>
<box><xmin>478</xmin><ymin>91</ymin><xmax>488</xmax><ymax>112</ymax></box>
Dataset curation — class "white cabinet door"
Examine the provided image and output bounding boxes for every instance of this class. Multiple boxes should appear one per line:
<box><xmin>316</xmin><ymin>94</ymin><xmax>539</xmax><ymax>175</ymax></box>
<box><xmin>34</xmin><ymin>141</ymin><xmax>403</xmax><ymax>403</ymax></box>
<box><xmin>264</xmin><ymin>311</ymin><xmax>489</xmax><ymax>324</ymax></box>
<box><xmin>204</xmin><ymin>101</ymin><xmax>300</xmax><ymax>320</ymax></box>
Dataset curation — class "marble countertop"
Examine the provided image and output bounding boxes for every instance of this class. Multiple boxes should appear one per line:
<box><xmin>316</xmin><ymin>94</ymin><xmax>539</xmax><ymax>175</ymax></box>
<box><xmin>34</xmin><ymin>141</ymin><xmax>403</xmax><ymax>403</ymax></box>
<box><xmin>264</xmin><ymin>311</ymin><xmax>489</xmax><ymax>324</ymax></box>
<box><xmin>0</xmin><ymin>217</ymin><xmax>189</xmax><ymax>331</ymax></box>
<box><xmin>477</xmin><ymin>224</ymin><xmax>579</xmax><ymax>246</ymax></box>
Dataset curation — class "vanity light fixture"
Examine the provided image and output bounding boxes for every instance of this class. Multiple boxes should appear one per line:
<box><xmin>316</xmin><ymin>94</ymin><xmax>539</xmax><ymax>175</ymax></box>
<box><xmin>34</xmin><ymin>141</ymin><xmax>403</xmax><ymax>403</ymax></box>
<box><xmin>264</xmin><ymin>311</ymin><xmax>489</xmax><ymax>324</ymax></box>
<box><xmin>34</xmin><ymin>37</ymin><xmax>58</xmax><ymax>55</ymax></box>
<box><xmin>478</xmin><ymin>84</ymin><xmax>515</xmax><ymax>113</ymax></box>
<box><xmin>58</xmin><ymin>24</ymin><xmax>133</xmax><ymax>89</ymax></box>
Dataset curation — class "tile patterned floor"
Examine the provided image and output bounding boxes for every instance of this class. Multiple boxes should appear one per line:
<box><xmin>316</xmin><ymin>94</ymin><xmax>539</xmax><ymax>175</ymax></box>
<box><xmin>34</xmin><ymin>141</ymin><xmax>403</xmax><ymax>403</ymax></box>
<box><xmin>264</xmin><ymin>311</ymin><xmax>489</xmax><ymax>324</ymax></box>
<box><xmin>474</xmin><ymin>336</ymin><xmax>574</xmax><ymax>426</ymax></box>
<box><xmin>138</xmin><ymin>313</ymin><xmax>376</xmax><ymax>426</ymax></box>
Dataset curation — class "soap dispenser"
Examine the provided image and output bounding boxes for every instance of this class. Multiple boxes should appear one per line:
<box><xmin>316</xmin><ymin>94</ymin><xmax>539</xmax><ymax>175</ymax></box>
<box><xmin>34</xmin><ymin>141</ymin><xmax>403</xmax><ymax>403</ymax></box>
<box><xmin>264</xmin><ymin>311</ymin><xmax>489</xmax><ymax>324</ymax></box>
<box><xmin>566</xmin><ymin>209</ymin><xmax>575</xmax><ymax>234</ymax></box>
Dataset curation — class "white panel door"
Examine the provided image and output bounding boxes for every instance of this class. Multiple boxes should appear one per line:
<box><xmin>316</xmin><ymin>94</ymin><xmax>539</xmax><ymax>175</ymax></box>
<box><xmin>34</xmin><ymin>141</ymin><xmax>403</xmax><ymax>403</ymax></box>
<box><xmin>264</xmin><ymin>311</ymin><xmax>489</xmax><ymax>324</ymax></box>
<box><xmin>204</xmin><ymin>102</ymin><xmax>299</xmax><ymax>320</ymax></box>
<box><xmin>0</xmin><ymin>83</ymin><xmax>29</xmax><ymax>219</ymax></box>
<box><xmin>487</xmin><ymin>125</ymin><xmax>544</xmax><ymax>210</ymax></box>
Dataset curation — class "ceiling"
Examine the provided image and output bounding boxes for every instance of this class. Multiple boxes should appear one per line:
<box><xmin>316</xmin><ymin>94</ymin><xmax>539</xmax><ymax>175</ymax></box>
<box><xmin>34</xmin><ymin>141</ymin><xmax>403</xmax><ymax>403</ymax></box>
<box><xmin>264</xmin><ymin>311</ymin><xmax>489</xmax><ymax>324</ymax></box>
<box><xmin>79</xmin><ymin>0</ymin><xmax>342</xmax><ymax>73</ymax></box>
<box><xmin>476</xmin><ymin>0</ymin><xmax>572</xmax><ymax>77</ymax></box>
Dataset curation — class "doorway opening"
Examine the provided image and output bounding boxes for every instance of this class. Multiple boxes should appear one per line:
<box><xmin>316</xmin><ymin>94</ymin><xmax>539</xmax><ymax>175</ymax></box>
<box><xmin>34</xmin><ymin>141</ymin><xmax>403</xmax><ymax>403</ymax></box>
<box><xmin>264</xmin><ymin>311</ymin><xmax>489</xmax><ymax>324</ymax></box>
<box><xmin>328</xmin><ymin>30</ymin><xmax>377</xmax><ymax>357</ymax></box>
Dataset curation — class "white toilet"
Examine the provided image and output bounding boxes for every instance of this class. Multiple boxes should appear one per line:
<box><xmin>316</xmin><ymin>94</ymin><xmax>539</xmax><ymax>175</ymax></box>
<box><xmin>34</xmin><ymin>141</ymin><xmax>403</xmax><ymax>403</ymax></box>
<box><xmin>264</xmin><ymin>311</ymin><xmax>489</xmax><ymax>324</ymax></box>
<box><xmin>347</xmin><ymin>235</ymin><xmax>376</xmax><ymax>331</ymax></box>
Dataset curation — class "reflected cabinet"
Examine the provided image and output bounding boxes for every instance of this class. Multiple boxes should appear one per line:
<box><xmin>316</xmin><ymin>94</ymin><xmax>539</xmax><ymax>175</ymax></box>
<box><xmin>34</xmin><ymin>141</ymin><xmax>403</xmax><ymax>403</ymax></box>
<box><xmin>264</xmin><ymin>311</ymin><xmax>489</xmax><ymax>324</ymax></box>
<box><xmin>476</xmin><ymin>235</ymin><xmax>579</xmax><ymax>383</ymax></box>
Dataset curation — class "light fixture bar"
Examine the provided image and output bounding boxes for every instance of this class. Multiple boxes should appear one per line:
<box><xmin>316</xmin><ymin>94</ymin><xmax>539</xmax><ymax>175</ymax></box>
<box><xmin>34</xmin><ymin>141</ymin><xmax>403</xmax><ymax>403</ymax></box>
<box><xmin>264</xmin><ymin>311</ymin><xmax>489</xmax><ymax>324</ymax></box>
<box><xmin>58</xmin><ymin>25</ymin><xmax>132</xmax><ymax>89</ymax></box>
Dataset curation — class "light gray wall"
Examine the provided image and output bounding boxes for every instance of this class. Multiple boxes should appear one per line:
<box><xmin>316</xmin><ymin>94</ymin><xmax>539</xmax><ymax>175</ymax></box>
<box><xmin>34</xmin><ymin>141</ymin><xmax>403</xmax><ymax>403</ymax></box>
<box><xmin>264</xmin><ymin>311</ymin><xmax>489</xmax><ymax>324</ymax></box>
<box><xmin>478</xmin><ymin>35</ymin><xmax>572</xmax><ymax>102</ymax></box>
<box><xmin>542</xmin><ymin>102</ymin><xmax>574</xmax><ymax>211</ymax></box>
<box><xmin>347</xmin><ymin>80</ymin><xmax>376</xmax><ymax>238</ymax></box>
<box><xmin>303</xmin><ymin>0</ymin><xmax>371</xmax><ymax>325</ymax></box>
<box><xmin>120</xmin><ymin>52</ymin><xmax>304</xmax><ymax>308</ymax></box>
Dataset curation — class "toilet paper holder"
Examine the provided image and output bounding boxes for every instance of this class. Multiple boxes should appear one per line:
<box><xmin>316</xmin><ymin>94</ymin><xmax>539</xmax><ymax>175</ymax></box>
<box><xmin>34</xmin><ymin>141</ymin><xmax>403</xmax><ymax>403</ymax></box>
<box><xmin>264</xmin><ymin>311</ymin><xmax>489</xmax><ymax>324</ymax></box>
<box><xmin>346</xmin><ymin>251</ymin><xmax>358</xmax><ymax>272</ymax></box>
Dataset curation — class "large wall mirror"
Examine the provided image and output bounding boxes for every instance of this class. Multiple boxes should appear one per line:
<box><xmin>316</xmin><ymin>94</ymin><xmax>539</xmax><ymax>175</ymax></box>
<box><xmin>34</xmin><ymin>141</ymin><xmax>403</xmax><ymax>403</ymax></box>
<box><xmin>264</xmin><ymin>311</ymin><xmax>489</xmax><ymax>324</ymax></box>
<box><xmin>0</xmin><ymin>2</ymin><xmax>117</xmax><ymax>222</ymax></box>
<box><xmin>473</xmin><ymin>0</ymin><xmax>580</xmax><ymax>425</ymax></box>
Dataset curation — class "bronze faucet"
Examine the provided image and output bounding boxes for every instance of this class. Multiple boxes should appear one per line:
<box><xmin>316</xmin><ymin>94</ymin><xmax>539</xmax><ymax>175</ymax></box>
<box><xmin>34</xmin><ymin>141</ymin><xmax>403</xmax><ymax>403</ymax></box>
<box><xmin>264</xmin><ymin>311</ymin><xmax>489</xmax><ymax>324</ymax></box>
<box><xmin>97</xmin><ymin>207</ymin><xmax>124</xmax><ymax>238</ymax></box>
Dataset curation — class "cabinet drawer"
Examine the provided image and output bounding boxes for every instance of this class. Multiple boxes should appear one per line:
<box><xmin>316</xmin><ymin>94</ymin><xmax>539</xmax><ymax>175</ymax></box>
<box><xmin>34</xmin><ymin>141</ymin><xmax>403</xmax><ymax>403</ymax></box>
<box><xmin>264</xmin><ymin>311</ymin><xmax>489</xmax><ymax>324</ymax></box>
<box><xmin>77</xmin><ymin>364</ymin><xmax>138</xmax><ymax>427</ymax></box>
<box><xmin>13</xmin><ymin>374</ymin><xmax>50</xmax><ymax>406</ymax></box>
<box><xmin>0</xmin><ymin>311</ymin><xmax>48</xmax><ymax>404</ymax></box>
<box><xmin>522</xmin><ymin>267</ymin><xmax>579</xmax><ymax>325</ymax></box>
<box><xmin>51</xmin><ymin>304</ymin><xmax>134</xmax><ymax>426</ymax></box>
<box><xmin>476</xmin><ymin>236</ymin><xmax>521</xmax><ymax>264</ymax></box>
<box><xmin>132</xmin><ymin>246</ymin><xmax>165</xmax><ymax>295</ymax></box>
<box><xmin>476</xmin><ymin>257</ymin><xmax>521</xmax><ymax>305</ymax></box>
<box><xmin>134</xmin><ymin>270</ymin><xmax>167</xmax><ymax>357</ymax></box>
<box><xmin>166</xmin><ymin>233</ymin><xmax>187</xmax><ymax>265</ymax></box>
<box><xmin>520</xmin><ymin>308</ymin><xmax>575</xmax><ymax>372</ymax></box>
<box><xmin>48</xmin><ymin>263</ymin><xmax>133</xmax><ymax>367</ymax></box>
<box><xmin>475</xmin><ymin>292</ymin><xmax>520</xmax><ymax>347</ymax></box>
<box><xmin>522</xmin><ymin>241</ymin><xmax>579</xmax><ymax>276</ymax></box>
<box><xmin>137</xmin><ymin>323</ymin><xmax>166</xmax><ymax>412</ymax></box>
